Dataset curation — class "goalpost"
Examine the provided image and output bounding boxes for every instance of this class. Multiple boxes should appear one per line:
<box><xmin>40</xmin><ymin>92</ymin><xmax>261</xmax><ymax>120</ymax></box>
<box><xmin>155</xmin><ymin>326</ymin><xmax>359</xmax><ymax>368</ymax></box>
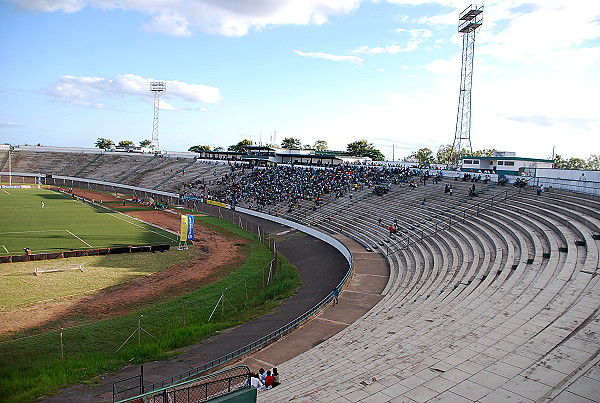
<box><xmin>34</xmin><ymin>264</ymin><xmax>84</xmax><ymax>276</ymax></box>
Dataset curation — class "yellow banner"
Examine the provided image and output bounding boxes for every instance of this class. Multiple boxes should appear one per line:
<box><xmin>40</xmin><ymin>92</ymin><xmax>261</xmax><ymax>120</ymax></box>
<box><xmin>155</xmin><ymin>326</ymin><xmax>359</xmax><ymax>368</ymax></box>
<box><xmin>180</xmin><ymin>215</ymin><xmax>188</xmax><ymax>242</ymax></box>
<box><xmin>207</xmin><ymin>199</ymin><xmax>228</xmax><ymax>208</ymax></box>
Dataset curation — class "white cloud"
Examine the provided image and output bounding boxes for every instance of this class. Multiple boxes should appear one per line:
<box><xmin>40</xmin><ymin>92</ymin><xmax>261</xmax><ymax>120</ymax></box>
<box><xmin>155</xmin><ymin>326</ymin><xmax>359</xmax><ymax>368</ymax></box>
<box><xmin>293</xmin><ymin>50</ymin><xmax>363</xmax><ymax>64</ymax></box>
<box><xmin>354</xmin><ymin>43</ymin><xmax>416</xmax><ymax>54</ymax></box>
<box><xmin>9</xmin><ymin>0</ymin><xmax>87</xmax><ymax>13</ymax></box>
<box><xmin>423</xmin><ymin>56</ymin><xmax>459</xmax><ymax>76</ymax></box>
<box><xmin>354</xmin><ymin>28</ymin><xmax>432</xmax><ymax>54</ymax></box>
<box><xmin>42</xmin><ymin>74</ymin><xmax>222</xmax><ymax>109</ymax></box>
<box><xmin>477</xmin><ymin>1</ymin><xmax>600</xmax><ymax>67</ymax></box>
<box><xmin>7</xmin><ymin>0</ymin><xmax>363</xmax><ymax>37</ymax></box>
<box><xmin>158</xmin><ymin>100</ymin><xmax>177</xmax><ymax>111</ymax></box>
<box><xmin>143</xmin><ymin>12</ymin><xmax>192</xmax><ymax>37</ymax></box>
<box><xmin>0</xmin><ymin>120</ymin><xmax>19</xmax><ymax>128</ymax></box>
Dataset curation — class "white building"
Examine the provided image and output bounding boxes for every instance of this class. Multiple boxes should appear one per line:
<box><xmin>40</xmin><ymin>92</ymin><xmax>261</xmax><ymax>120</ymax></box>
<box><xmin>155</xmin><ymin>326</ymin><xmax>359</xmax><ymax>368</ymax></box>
<box><xmin>461</xmin><ymin>151</ymin><xmax>554</xmax><ymax>176</ymax></box>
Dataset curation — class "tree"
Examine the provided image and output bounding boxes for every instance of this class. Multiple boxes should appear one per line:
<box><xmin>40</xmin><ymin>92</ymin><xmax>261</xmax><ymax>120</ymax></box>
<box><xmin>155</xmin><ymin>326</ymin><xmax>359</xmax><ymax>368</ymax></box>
<box><xmin>586</xmin><ymin>155</ymin><xmax>599</xmax><ymax>171</ymax></box>
<box><xmin>118</xmin><ymin>140</ymin><xmax>134</xmax><ymax>147</ymax></box>
<box><xmin>139</xmin><ymin>139</ymin><xmax>153</xmax><ymax>148</ymax></box>
<box><xmin>553</xmin><ymin>154</ymin><xmax>566</xmax><ymax>169</ymax></box>
<box><xmin>281</xmin><ymin>137</ymin><xmax>302</xmax><ymax>149</ymax></box>
<box><xmin>553</xmin><ymin>155</ymin><xmax>587</xmax><ymax>170</ymax></box>
<box><xmin>564</xmin><ymin>157</ymin><xmax>586</xmax><ymax>170</ymax></box>
<box><xmin>471</xmin><ymin>148</ymin><xmax>496</xmax><ymax>157</ymax></box>
<box><xmin>228</xmin><ymin>139</ymin><xmax>253</xmax><ymax>152</ymax></box>
<box><xmin>95</xmin><ymin>138</ymin><xmax>114</xmax><ymax>149</ymax></box>
<box><xmin>346</xmin><ymin>140</ymin><xmax>385</xmax><ymax>161</ymax></box>
<box><xmin>188</xmin><ymin>145</ymin><xmax>212</xmax><ymax>153</ymax></box>
<box><xmin>435</xmin><ymin>144</ymin><xmax>456</xmax><ymax>164</ymax></box>
<box><xmin>406</xmin><ymin>148</ymin><xmax>434</xmax><ymax>165</ymax></box>
<box><xmin>434</xmin><ymin>144</ymin><xmax>492</xmax><ymax>164</ymax></box>
<box><xmin>314</xmin><ymin>140</ymin><xmax>328</xmax><ymax>152</ymax></box>
<box><xmin>213</xmin><ymin>146</ymin><xmax>224</xmax><ymax>152</ymax></box>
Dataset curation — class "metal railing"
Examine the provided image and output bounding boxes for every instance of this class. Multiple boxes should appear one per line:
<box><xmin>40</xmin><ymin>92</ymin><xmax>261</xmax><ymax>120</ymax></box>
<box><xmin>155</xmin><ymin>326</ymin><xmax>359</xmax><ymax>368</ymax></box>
<box><xmin>377</xmin><ymin>186</ymin><xmax>522</xmax><ymax>255</ymax></box>
<box><xmin>532</xmin><ymin>177</ymin><xmax>600</xmax><ymax>196</ymax></box>
<box><xmin>116</xmin><ymin>365</ymin><xmax>250</xmax><ymax>403</ymax></box>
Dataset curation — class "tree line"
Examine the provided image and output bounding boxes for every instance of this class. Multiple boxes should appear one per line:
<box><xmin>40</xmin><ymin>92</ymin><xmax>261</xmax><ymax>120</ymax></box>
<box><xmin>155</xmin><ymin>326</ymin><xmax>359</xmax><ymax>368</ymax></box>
<box><xmin>94</xmin><ymin>137</ymin><xmax>598</xmax><ymax>170</ymax></box>
<box><xmin>401</xmin><ymin>145</ymin><xmax>599</xmax><ymax>170</ymax></box>
<box><xmin>189</xmin><ymin>138</ymin><xmax>385</xmax><ymax>161</ymax></box>
<box><xmin>94</xmin><ymin>138</ymin><xmax>153</xmax><ymax>149</ymax></box>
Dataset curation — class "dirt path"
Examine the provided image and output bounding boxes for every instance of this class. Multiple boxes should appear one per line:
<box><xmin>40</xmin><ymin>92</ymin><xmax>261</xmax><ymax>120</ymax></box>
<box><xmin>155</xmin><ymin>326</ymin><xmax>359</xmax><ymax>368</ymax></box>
<box><xmin>0</xmin><ymin>192</ymin><xmax>244</xmax><ymax>334</ymax></box>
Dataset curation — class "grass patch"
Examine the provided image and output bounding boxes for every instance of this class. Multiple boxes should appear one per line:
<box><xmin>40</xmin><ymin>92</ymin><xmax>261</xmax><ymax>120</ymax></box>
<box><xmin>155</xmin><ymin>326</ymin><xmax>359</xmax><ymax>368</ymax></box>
<box><xmin>0</xmin><ymin>216</ymin><xmax>300</xmax><ymax>403</ymax></box>
<box><xmin>0</xmin><ymin>188</ymin><xmax>178</xmax><ymax>255</ymax></box>
<box><xmin>0</xmin><ymin>249</ymin><xmax>194</xmax><ymax>311</ymax></box>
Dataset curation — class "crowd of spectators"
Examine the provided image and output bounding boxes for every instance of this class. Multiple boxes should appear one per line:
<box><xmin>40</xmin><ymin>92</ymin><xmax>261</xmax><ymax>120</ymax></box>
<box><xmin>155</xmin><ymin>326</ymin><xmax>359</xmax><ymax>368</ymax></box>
<box><xmin>197</xmin><ymin>164</ymin><xmax>422</xmax><ymax>211</ymax></box>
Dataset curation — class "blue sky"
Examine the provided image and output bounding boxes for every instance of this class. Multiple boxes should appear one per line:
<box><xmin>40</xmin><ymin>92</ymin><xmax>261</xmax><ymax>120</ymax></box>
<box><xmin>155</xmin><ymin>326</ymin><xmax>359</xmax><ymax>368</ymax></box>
<box><xmin>1</xmin><ymin>0</ymin><xmax>599</xmax><ymax>160</ymax></box>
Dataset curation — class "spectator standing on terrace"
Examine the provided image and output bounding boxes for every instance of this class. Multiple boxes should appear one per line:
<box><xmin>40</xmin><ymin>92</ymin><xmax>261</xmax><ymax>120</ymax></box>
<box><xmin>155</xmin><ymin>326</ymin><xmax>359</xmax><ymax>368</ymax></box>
<box><xmin>272</xmin><ymin>368</ymin><xmax>280</xmax><ymax>386</ymax></box>
<box><xmin>332</xmin><ymin>287</ymin><xmax>339</xmax><ymax>305</ymax></box>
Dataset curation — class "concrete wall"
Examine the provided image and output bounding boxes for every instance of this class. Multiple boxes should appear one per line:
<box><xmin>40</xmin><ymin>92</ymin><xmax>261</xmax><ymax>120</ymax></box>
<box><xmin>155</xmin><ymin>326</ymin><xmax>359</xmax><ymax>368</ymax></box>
<box><xmin>235</xmin><ymin>207</ymin><xmax>353</xmax><ymax>268</ymax></box>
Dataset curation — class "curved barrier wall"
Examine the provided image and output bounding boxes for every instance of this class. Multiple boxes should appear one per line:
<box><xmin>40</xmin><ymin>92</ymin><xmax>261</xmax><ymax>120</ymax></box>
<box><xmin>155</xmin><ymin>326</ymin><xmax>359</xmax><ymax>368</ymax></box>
<box><xmin>235</xmin><ymin>206</ymin><xmax>353</xmax><ymax>268</ymax></box>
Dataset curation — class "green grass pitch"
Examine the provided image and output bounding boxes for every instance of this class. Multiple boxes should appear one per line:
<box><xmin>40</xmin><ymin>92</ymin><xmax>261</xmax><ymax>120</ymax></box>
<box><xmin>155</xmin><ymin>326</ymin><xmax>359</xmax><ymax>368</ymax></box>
<box><xmin>0</xmin><ymin>187</ymin><xmax>179</xmax><ymax>255</ymax></box>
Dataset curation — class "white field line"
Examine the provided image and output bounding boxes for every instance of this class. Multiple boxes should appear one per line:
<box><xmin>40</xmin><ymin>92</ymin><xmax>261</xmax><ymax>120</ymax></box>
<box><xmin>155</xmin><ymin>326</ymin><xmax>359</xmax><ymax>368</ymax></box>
<box><xmin>1</xmin><ymin>245</ymin><xmax>8</xmax><ymax>253</ymax></box>
<box><xmin>74</xmin><ymin>199</ymin><xmax>178</xmax><ymax>241</ymax></box>
<box><xmin>65</xmin><ymin>230</ymin><xmax>92</xmax><ymax>248</ymax></box>
<box><xmin>1</xmin><ymin>189</ymin><xmax>9</xmax><ymax>194</ymax></box>
<box><xmin>0</xmin><ymin>229</ymin><xmax>66</xmax><ymax>235</ymax></box>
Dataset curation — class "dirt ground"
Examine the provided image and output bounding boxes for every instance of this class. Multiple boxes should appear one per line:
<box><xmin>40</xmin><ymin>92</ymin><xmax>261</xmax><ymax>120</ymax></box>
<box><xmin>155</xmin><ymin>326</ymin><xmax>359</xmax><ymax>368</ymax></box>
<box><xmin>0</xmin><ymin>189</ymin><xmax>245</xmax><ymax>335</ymax></box>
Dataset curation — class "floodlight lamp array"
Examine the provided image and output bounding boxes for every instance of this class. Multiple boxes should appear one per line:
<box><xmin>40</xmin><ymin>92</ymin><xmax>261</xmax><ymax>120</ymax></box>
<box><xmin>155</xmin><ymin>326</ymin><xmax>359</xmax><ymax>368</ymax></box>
<box><xmin>150</xmin><ymin>81</ymin><xmax>167</xmax><ymax>92</ymax></box>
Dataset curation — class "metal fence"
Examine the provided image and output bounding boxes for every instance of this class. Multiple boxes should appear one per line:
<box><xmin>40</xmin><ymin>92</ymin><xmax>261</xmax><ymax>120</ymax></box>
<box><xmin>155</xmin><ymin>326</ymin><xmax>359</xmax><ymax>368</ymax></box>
<box><xmin>532</xmin><ymin>177</ymin><xmax>600</xmax><ymax>196</ymax></box>
<box><xmin>115</xmin><ymin>365</ymin><xmax>250</xmax><ymax>403</ymax></box>
<box><xmin>374</xmin><ymin>187</ymin><xmax>522</xmax><ymax>256</ymax></box>
<box><xmin>0</xmin><ymin>244</ymin><xmax>170</xmax><ymax>264</ymax></box>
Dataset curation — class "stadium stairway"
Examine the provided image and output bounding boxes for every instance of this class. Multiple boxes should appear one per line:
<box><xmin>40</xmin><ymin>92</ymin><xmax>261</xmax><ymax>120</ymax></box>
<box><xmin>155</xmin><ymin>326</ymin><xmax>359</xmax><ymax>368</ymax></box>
<box><xmin>255</xmin><ymin>186</ymin><xmax>599</xmax><ymax>402</ymax></box>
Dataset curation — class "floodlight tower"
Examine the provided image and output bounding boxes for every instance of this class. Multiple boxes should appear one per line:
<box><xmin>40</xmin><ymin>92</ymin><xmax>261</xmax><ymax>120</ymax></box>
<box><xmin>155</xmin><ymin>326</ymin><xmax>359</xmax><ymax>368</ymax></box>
<box><xmin>150</xmin><ymin>81</ymin><xmax>166</xmax><ymax>152</ymax></box>
<box><xmin>451</xmin><ymin>4</ymin><xmax>483</xmax><ymax>166</ymax></box>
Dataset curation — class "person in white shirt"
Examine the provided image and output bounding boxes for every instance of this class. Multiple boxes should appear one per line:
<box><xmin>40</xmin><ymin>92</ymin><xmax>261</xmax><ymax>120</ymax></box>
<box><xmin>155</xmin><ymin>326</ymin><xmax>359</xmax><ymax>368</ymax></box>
<box><xmin>250</xmin><ymin>373</ymin><xmax>264</xmax><ymax>389</ymax></box>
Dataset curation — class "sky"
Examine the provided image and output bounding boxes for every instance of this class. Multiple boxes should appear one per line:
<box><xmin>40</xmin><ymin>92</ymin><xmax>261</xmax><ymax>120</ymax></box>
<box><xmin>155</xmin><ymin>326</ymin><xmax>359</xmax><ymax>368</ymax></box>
<box><xmin>0</xmin><ymin>0</ymin><xmax>599</xmax><ymax>161</ymax></box>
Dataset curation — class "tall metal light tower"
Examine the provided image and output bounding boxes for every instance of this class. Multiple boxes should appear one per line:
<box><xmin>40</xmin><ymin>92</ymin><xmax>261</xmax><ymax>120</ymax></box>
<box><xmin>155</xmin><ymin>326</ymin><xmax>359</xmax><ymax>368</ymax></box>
<box><xmin>150</xmin><ymin>81</ymin><xmax>166</xmax><ymax>152</ymax></box>
<box><xmin>451</xmin><ymin>4</ymin><xmax>483</xmax><ymax>166</ymax></box>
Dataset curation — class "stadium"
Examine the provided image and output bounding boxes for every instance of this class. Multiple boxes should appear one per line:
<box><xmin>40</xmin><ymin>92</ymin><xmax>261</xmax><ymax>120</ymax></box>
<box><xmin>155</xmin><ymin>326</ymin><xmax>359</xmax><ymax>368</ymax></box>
<box><xmin>2</xmin><ymin>2</ymin><xmax>600</xmax><ymax>402</ymax></box>
<box><xmin>0</xmin><ymin>143</ymin><xmax>598</xmax><ymax>403</ymax></box>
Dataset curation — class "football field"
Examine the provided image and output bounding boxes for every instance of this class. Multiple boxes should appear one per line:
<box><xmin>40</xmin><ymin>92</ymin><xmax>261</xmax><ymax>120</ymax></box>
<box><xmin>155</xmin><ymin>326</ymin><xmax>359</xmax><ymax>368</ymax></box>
<box><xmin>0</xmin><ymin>187</ymin><xmax>179</xmax><ymax>255</ymax></box>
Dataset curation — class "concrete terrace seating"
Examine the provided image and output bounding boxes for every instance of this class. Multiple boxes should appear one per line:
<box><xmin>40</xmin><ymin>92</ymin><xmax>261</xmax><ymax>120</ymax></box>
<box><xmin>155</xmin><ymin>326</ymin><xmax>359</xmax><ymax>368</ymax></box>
<box><xmin>4</xmin><ymin>150</ymin><xmax>237</xmax><ymax>195</ymax></box>
<box><xmin>261</xmin><ymin>187</ymin><xmax>600</xmax><ymax>402</ymax></box>
<box><xmin>4</xmin><ymin>151</ymin><xmax>100</xmax><ymax>177</ymax></box>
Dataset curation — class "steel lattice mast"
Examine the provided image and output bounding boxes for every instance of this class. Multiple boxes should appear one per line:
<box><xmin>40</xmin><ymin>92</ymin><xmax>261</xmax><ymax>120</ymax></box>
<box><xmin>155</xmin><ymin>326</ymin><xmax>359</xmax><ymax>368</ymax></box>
<box><xmin>452</xmin><ymin>5</ymin><xmax>483</xmax><ymax>166</ymax></box>
<box><xmin>150</xmin><ymin>81</ymin><xmax>166</xmax><ymax>152</ymax></box>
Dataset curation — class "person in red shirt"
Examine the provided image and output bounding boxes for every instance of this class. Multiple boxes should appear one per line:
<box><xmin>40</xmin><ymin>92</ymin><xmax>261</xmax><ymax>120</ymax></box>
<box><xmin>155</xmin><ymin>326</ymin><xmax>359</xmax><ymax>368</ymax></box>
<box><xmin>264</xmin><ymin>370</ymin><xmax>274</xmax><ymax>389</ymax></box>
